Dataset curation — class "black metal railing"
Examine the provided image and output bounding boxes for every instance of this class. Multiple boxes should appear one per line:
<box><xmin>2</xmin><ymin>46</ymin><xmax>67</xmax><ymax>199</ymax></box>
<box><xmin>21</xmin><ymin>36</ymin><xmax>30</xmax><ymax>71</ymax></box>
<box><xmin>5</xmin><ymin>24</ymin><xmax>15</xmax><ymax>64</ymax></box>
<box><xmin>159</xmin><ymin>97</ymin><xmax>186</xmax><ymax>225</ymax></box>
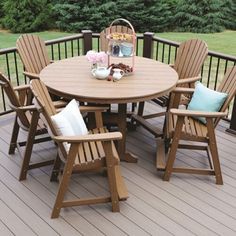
<box><xmin>0</xmin><ymin>31</ymin><xmax>235</xmax><ymax>132</ymax></box>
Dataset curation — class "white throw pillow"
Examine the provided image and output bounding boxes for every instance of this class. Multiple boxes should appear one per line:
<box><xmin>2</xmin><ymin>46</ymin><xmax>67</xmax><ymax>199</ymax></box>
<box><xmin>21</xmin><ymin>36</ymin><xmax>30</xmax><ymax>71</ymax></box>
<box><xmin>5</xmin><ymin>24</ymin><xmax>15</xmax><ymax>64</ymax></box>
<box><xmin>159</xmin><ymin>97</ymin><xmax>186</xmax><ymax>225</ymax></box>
<box><xmin>51</xmin><ymin>99</ymin><xmax>88</xmax><ymax>151</ymax></box>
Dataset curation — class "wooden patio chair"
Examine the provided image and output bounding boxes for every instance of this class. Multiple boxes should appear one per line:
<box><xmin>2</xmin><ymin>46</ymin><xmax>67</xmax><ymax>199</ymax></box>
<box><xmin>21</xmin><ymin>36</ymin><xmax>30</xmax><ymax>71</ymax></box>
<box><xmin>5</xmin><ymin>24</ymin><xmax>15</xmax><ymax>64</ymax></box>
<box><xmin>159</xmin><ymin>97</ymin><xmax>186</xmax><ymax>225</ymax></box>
<box><xmin>30</xmin><ymin>79</ymin><xmax>128</xmax><ymax>218</ymax></box>
<box><xmin>16</xmin><ymin>34</ymin><xmax>51</xmax><ymax>80</ymax></box>
<box><xmin>156</xmin><ymin>66</ymin><xmax>236</xmax><ymax>184</ymax></box>
<box><xmin>0</xmin><ymin>72</ymin><xmax>57</xmax><ymax>181</ymax></box>
<box><xmin>133</xmin><ymin>39</ymin><xmax>208</xmax><ymax>137</ymax></box>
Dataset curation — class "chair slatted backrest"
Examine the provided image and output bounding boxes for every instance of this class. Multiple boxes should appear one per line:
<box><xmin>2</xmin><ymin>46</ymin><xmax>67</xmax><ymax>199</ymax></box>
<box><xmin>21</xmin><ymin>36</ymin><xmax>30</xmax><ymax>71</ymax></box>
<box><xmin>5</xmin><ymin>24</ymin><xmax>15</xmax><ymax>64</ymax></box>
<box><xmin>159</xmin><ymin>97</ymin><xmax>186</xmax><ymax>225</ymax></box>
<box><xmin>100</xmin><ymin>25</ymin><xmax>133</xmax><ymax>52</ymax></box>
<box><xmin>214</xmin><ymin>66</ymin><xmax>236</xmax><ymax>126</ymax></box>
<box><xmin>174</xmin><ymin>39</ymin><xmax>208</xmax><ymax>81</ymax></box>
<box><xmin>0</xmin><ymin>73</ymin><xmax>30</xmax><ymax>128</ymax></box>
<box><xmin>16</xmin><ymin>34</ymin><xmax>50</xmax><ymax>74</ymax></box>
<box><xmin>30</xmin><ymin>79</ymin><xmax>57</xmax><ymax>124</ymax></box>
<box><xmin>30</xmin><ymin>79</ymin><xmax>67</xmax><ymax>158</ymax></box>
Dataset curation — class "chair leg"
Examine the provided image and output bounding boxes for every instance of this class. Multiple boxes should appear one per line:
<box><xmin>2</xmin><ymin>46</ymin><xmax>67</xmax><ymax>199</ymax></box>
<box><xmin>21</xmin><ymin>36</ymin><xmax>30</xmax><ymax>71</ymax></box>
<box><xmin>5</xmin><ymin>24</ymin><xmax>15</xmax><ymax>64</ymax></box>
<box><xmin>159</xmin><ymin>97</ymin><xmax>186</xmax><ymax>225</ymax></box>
<box><xmin>206</xmin><ymin>146</ymin><xmax>213</xmax><ymax>170</ymax></box>
<box><xmin>137</xmin><ymin>101</ymin><xmax>145</xmax><ymax>116</ymax></box>
<box><xmin>162</xmin><ymin>98</ymin><xmax>170</xmax><ymax>139</ymax></box>
<box><xmin>19</xmin><ymin>111</ymin><xmax>39</xmax><ymax>181</ymax></box>
<box><xmin>163</xmin><ymin>117</ymin><xmax>184</xmax><ymax>181</ymax></box>
<box><xmin>50</xmin><ymin>153</ymin><xmax>62</xmax><ymax>182</ymax></box>
<box><xmin>51</xmin><ymin>144</ymin><xmax>77</xmax><ymax>219</ymax></box>
<box><xmin>130</xmin><ymin>103</ymin><xmax>137</xmax><ymax>127</ymax></box>
<box><xmin>8</xmin><ymin>115</ymin><xmax>20</xmax><ymax>154</ymax></box>
<box><xmin>156</xmin><ymin>138</ymin><xmax>166</xmax><ymax>170</ymax></box>
<box><xmin>131</xmin><ymin>102</ymin><xmax>137</xmax><ymax>113</ymax></box>
<box><xmin>164</xmin><ymin>138</ymin><xmax>171</xmax><ymax>154</ymax></box>
<box><xmin>103</xmin><ymin>141</ymin><xmax>120</xmax><ymax>212</ymax></box>
<box><xmin>114</xmin><ymin>165</ymin><xmax>128</xmax><ymax>200</ymax></box>
<box><xmin>206</xmin><ymin>118</ymin><xmax>223</xmax><ymax>185</ymax></box>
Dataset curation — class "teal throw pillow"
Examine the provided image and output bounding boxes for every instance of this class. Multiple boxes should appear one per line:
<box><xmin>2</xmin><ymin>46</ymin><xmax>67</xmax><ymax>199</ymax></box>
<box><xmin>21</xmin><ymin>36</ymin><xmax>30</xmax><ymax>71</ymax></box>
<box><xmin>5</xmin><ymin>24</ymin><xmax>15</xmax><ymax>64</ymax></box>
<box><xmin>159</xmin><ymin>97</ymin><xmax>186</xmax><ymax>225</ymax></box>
<box><xmin>187</xmin><ymin>82</ymin><xmax>228</xmax><ymax>124</ymax></box>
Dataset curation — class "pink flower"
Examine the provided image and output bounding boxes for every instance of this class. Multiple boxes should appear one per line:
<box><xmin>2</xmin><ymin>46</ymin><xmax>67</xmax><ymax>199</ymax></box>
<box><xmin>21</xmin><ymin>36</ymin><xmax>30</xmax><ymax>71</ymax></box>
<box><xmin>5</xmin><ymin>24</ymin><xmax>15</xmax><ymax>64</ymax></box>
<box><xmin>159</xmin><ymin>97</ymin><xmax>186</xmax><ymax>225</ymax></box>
<box><xmin>86</xmin><ymin>50</ymin><xmax>107</xmax><ymax>64</ymax></box>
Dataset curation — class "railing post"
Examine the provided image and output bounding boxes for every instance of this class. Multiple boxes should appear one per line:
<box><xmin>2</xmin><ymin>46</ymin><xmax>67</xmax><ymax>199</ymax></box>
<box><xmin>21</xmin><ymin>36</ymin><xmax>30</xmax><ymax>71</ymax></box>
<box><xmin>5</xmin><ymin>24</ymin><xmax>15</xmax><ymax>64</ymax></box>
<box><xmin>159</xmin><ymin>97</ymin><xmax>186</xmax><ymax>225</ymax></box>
<box><xmin>143</xmin><ymin>32</ymin><xmax>154</xmax><ymax>59</ymax></box>
<box><xmin>227</xmin><ymin>96</ymin><xmax>236</xmax><ymax>134</ymax></box>
<box><xmin>82</xmin><ymin>30</ymin><xmax>93</xmax><ymax>55</ymax></box>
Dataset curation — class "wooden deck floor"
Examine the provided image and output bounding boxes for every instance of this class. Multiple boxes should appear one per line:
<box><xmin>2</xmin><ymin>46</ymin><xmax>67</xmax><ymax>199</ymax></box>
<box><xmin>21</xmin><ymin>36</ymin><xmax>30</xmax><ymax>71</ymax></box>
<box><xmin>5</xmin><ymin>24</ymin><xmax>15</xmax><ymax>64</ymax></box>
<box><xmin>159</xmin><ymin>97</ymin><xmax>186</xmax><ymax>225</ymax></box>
<box><xmin>0</xmin><ymin>102</ymin><xmax>236</xmax><ymax>236</ymax></box>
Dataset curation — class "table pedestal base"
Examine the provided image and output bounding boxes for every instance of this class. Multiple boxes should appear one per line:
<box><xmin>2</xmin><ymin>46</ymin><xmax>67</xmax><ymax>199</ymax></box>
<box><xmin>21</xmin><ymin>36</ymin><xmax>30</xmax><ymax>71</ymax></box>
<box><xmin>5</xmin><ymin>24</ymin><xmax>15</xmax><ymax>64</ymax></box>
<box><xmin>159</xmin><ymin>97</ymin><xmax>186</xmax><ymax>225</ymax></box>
<box><xmin>117</xmin><ymin>103</ymin><xmax>139</xmax><ymax>163</ymax></box>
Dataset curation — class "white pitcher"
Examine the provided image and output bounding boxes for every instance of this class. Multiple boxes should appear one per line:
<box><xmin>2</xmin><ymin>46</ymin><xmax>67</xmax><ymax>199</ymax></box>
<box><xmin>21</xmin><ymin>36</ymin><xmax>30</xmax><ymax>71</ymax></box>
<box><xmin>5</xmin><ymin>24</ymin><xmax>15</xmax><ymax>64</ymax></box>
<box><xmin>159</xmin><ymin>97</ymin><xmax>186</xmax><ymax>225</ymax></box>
<box><xmin>112</xmin><ymin>68</ymin><xmax>125</xmax><ymax>81</ymax></box>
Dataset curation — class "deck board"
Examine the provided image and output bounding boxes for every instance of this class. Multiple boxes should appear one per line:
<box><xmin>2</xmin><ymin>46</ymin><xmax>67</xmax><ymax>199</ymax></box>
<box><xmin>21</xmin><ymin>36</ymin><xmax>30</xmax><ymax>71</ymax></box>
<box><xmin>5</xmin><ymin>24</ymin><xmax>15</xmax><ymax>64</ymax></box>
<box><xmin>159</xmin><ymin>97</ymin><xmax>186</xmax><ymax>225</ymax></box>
<box><xmin>0</xmin><ymin>104</ymin><xmax>236</xmax><ymax>236</ymax></box>
<box><xmin>0</xmin><ymin>220</ymin><xmax>14</xmax><ymax>236</ymax></box>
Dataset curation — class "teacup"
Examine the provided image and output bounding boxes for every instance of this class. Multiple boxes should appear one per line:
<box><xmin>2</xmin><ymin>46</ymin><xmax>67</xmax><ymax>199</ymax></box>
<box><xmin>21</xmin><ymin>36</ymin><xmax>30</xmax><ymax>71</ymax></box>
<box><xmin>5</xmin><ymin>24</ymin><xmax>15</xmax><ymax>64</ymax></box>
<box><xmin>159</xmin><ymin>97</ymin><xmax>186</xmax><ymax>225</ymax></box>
<box><xmin>120</xmin><ymin>42</ymin><xmax>133</xmax><ymax>57</ymax></box>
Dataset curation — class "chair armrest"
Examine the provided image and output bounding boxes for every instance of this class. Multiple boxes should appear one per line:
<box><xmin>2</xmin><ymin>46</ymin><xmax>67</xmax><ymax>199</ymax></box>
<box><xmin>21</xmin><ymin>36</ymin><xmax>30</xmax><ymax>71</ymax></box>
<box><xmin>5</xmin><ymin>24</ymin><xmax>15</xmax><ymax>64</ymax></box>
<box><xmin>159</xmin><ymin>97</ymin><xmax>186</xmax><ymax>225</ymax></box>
<box><xmin>10</xmin><ymin>104</ymin><xmax>37</xmax><ymax>111</ymax></box>
<box><xmin>23</xmin><ymin>71</ymin><xmax>40</xmax><ymax>80</ymax></box>
<box><xmin>170</xmin><ymin>108</ymin><xmax>227</xmax><ymax>118</ymax></box>
<box><xmin>52</xmin><ymin>132</ymin><xmax>122</xmax><ymax>143</ymax></box>
<box><xmin>14</xmin><ymin>85</ymin><xmax>33</xmax><ymax>106</ymax></box>
<box><xmin>53</xmin><ymin>100</ymin><xmax>68</xmax><ymax>108</ymax></box>
<box><xmin>177</xmin><ymin>76</ymin><xmax>201</xmax><ymax>85</ymax></box>
<box><xmin>13</xmin><ymin>84</ymin><xmax>31</xmax><ymax>92</ymax></box>
<box><xmin>172</xmin><ymin>87</ymin><xmax>195</xmax><ymax>94</ymax></box>
<box><xmin>55</xmin><ymin>105</ymin><xmax>109</xmax><ymax>114</ymax></box>
<box><xmin>79</xmin><ymin>106</ymin><xmax>109</xmax><ymax>113</ymax></box>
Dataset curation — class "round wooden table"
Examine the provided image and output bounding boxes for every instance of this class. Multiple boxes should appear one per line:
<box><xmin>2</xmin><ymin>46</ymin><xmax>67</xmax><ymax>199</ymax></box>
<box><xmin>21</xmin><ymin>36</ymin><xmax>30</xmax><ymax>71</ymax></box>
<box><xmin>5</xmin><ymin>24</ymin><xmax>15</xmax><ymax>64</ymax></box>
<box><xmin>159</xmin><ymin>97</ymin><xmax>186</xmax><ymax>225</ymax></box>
<box><xmin>40</xmin><ymin>56</ymin><xmax>178</xmax><ymax>162</ymax></box>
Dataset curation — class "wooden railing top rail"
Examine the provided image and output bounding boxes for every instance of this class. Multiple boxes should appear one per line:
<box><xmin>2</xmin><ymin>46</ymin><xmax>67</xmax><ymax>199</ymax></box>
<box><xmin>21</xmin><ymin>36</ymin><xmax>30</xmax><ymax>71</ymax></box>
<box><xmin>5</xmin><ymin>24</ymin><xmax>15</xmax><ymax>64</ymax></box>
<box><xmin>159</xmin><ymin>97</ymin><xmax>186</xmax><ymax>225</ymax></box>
<box><xmin>92</xmin><ymin>33</ymin><xmax>100</xmax><ymax>38</ymax></box>
<box><xmin>45</xmin><ymin>33</ymin><xmax>83</xmax><ymax>45</ymax></box>
<box><xmin>0</xmin><ymin>47</ymin><xmax>16</xmax><ymax>55</ymax></box>
<box><xmin>0</xmin><ymin>33</ymin><xmax>83</xmax><ymax>55</ymax></box>
<box><xmin>153</xmin><ymin>36</ymin><xmax>180</xmax><ymax>47</ymax></box>
<box><xmin>153</xmin><ymin>36</ymin><xmax>236</xmax><ymax>61</ymax></box>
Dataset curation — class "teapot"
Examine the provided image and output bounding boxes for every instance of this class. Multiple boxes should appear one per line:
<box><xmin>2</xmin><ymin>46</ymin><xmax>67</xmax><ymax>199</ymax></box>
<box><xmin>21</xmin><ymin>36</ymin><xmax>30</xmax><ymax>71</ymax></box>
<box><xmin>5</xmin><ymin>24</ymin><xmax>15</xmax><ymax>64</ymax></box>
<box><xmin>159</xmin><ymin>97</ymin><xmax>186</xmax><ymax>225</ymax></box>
<box><xmin>91</xmin><ymin>66</ymin><xmax>111</xmax><ymax>80</ymax></box>
<box><xmin>112</xmin><ymin>68</ymin><xmax>125</xmax><ymax>81</ymax></box>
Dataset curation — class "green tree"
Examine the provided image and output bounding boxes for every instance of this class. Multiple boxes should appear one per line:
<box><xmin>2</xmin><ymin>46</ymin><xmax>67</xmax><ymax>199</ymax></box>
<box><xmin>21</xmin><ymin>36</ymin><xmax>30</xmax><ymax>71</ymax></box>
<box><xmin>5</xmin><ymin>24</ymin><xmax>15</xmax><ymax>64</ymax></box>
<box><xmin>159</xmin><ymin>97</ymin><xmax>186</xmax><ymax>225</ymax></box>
<box><xmin>221</xmin><ymin>0</ymin><xmax>236</xmax><ymax>30</ymax></box>
<box><xmin>1</xmin><ymin>0</ymin><xmax>54</xmax><ymax>33</ymax></box>
<box><xmin>174</xmin><ymin>0</ymin><xmax>226</xmax><ymax>33</ymax></box>
<box><xmin>53</xmin><ymin>0</ymin><xmax>119</xmax><ymax>32</ymax></box>
<box><xmin>0</xmin><ymin>1</ymin><xmax>4</xmax><ymax>26</ymax></box>
<box><xmin>116</xmin><ymin>0</ymin><xmax>176</xmax><ymax>32</ymax></box>
<box><xmin>53</xmin><ymin>0</ymin><xmax>176</xmax><ymax>33</ymax></box>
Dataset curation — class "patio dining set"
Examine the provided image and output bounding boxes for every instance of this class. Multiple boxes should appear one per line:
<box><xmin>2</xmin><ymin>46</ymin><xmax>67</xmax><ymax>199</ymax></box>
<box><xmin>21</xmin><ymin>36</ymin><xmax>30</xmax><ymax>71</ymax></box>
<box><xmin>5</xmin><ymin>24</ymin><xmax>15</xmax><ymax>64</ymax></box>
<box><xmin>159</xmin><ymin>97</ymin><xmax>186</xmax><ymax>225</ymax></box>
<box><xmin>0</xmin><ymin>27</ymin><xmax>236</xmax><ymax>219</ymax></box>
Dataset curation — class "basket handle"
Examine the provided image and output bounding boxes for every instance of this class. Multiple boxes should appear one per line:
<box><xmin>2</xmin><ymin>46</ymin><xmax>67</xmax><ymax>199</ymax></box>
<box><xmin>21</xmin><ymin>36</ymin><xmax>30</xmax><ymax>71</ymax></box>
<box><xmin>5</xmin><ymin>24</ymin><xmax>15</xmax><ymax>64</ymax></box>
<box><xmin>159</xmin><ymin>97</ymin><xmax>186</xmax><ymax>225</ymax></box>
<box><xmin>109</xmin><ymin>18</ymin><xmax>136</xmax><ymax>34</ymax></box>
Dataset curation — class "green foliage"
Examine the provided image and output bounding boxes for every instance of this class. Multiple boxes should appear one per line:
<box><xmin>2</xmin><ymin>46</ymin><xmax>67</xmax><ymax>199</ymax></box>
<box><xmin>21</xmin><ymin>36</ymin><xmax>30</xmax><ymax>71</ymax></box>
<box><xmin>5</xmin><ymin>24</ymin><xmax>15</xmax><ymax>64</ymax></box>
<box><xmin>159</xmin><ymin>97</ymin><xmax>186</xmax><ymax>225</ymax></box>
<box><xmin>1</xmin><ymin>0</ymin><xmax>54</xmax><ymax>33</ymax></box>
<box><xmin>53</xmin><ymin>0</ymin><xmax>119</xmax><ymax>32</ymax></box>
<box><xmin>53</xmin><ymin>0</ymin><xmax>176</xmax><ymax>33</ymax></box>
<box><xmin>0</xmin><ymin>1</ymin><xmax>4</xmax><ymax>26</ymax></box>
<box><xmin>0</xmin><ymin>0</ymin><xmax>235</xmax><ymax>33</ymax></box>
<box><xmin>174</xmin><ymin>0</ymin><xmax>227</xmax><ymax>33</ymax></box>
<box><xmin>220</xmin><ymin>0</ymin><xmax>236</xmax><ymax>30</ymax></box>
<box><xmin>115</xmin><ymin>0</ymin><xmax>176</xmax><ymax>32</ymax></box>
